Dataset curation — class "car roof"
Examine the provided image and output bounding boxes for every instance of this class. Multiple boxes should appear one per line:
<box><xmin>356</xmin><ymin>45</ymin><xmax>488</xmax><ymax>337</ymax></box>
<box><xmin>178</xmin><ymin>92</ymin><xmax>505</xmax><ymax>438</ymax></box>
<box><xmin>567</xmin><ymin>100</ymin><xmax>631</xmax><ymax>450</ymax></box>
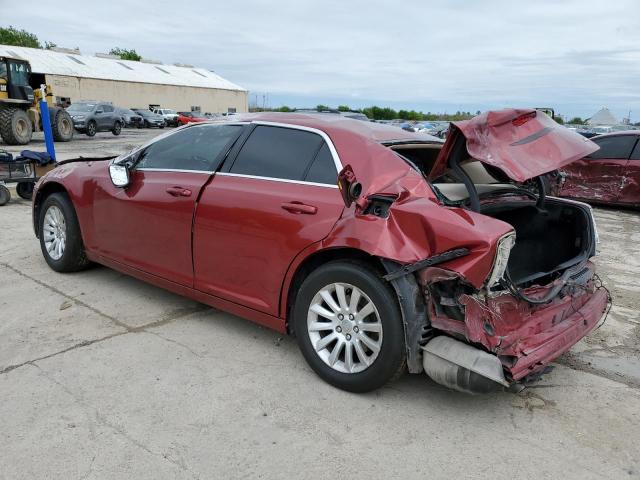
<box><xmin>232</xmin><ymin>112</ymin><xmax>440</xmax><ymax>144</ymax></box>
<box><xmin>591</xmin><ymin>130</ymin><xmax>640</xmax><ymax>139</ymax></box>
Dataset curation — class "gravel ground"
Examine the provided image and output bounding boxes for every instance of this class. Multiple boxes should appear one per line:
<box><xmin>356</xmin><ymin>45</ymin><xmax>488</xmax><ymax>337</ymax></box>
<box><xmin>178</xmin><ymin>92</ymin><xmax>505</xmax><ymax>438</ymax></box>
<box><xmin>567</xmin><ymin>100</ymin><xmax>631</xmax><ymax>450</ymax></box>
<box><xmin>0</xmin><ymin>130</ymin><xmax>639</xmax><ymax>479</ymax></box>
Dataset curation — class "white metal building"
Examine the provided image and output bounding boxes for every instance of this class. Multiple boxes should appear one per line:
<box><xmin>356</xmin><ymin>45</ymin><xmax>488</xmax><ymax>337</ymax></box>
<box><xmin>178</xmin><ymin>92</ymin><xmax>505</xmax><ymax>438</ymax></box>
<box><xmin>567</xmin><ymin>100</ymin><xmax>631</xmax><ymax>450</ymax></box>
<box><xmin>0</xmin><ymin>44</ymin><xmax>248</xmax><ymax>113</ymax></box>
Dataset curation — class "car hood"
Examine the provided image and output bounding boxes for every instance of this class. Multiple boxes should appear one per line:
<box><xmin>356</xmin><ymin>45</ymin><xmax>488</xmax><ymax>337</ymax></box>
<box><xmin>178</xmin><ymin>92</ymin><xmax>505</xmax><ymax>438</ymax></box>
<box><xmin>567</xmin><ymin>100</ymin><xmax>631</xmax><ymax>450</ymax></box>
<box><xmin>428</xmin><ymin>108</ymin><xmax>599</xmax><ymax>182</ymax></box>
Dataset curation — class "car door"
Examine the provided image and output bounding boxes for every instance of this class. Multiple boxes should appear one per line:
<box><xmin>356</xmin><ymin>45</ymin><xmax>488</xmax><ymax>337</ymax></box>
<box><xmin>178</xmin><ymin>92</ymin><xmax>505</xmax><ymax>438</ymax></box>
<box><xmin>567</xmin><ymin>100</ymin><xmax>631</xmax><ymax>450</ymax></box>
<box><xmin>91</xmin><ymin>123</ymin><xmax>245</xmax><ymax>286</ymax></box>
<box><xmin>618</xmin><ymin>137</ymin><xmax>640</xmax><ymax>206</ymax></box>
<box><xmin>558</xmin><ymin>134</ymin><xmax>637</xmax><ymax>202</ymax></box>
<box><xmin>193</xmin><ymin>123</ymin><xmax>345</xmax><ymax>316</ymax></box>
<box><xmin>94</xmin><ymin>104</ymin><xmax>108</xmax><ymax>129</ymax></box>
<box><xmin>103</xmin><ymin>104</ymin><xmax>117</xmax><ymax>128</ymax></box>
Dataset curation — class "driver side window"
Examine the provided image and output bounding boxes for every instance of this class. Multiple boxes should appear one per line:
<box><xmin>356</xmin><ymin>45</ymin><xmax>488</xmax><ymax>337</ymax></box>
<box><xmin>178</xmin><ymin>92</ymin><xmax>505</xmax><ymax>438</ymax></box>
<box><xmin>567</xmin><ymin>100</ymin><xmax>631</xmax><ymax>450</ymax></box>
<box><xmin>136</xmin><ymin>124</ymin><xmax>243</xmax><ymax>171</ymax></box>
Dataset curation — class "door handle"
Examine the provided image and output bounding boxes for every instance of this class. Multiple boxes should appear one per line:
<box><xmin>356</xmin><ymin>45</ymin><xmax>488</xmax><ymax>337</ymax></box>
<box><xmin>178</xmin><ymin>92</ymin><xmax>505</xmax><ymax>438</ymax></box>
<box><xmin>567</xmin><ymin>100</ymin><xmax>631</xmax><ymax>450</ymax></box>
<box><xmin>281</xmin><ymin>201</ymin><xmax>317</xmax><ymax>215</ymax></box>
<box><xmin>166</xmin><ymin>186</ymin><xmax>192</xmax><ymax>197</ymax></box>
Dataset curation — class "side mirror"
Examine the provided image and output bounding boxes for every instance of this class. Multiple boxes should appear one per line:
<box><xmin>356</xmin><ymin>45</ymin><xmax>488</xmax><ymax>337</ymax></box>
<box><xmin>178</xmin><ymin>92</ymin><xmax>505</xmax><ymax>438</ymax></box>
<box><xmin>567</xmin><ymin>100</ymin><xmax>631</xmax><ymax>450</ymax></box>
<box><xmin>337</xmin><ymin>164</ymin><xmax>362</xmax><ymax>208</ymax></box>
<box><xmin>109</xmin><ymin>164</ymin><xmax>130</xmax><ymax>188</ymax></box>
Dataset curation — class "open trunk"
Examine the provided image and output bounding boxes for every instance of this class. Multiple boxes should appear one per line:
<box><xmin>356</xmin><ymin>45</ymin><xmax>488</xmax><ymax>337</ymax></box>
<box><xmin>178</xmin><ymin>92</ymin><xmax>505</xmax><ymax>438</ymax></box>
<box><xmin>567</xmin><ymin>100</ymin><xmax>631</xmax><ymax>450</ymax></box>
<box><xmin>481</xmin><ymin>198</ymin><xmax>595</xmax><ymax>287</ymax></box>
<box><xmin>389</xmin><ymin>144</ymin><xmax>598</xmax><ymax>292</ymax></box>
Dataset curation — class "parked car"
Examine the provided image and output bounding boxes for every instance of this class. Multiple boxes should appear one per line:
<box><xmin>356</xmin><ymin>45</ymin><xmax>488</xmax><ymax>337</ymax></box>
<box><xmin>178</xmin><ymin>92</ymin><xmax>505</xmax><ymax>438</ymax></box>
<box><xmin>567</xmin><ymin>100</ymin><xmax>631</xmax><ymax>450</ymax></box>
<box><xmin>176</xmin><ymin>111</ymin><xmax>208</xmax><ymax>125</ymax></box>
<box><xmin>551</xmin><ymin>131</ymin><xmax>640</xmax><ymax>208</ymax></box>
<box><xmin>66</xmin><ymin>102</ymin><xmax>123</xmax><ymax>137</ymax></box>
<box><xmin>32</xmin><ymin>109</ymin><xmax>608</xmax><ymax>394</ymax></box>
<box><xmin>151</xmin><ymin>108</ymin><xmax>179</xmax><ymax>127</ymax></box>
<box><xmin>117</xmin><ymin>108</ymin><xmax>143</xmax><ymax>128</ymax></box>
<box><xmin>132</xmin><ymin>109</ymin><xmax>166</xmax><ymax>128</ymax></box>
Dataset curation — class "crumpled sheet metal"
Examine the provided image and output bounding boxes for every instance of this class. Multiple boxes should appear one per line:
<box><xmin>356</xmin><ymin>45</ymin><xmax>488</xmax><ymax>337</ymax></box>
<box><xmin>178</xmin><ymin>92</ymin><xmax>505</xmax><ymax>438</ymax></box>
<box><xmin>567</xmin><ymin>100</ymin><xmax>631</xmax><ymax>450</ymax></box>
<box><xmin>430</xmin><ymin>109</ymin><xmax>599</xmax><ymax>182</ymax></box>
<box><xmin>425</xmin><ymin>262</ymin><xmax>609</xmax><ymax>380</ymax></box>
<box><xmin>323</xmin><ymin>168</ymin><xmax>512</xmax><ymax>288</ymax></box>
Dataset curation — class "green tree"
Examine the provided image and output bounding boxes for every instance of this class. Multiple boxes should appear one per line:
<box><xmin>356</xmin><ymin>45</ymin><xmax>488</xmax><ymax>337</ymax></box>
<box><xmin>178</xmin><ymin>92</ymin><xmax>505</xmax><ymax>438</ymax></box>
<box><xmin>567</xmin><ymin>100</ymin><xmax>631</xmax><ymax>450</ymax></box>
<box><xmin>316</xmin><ymin>104</ymin><xmax>330</xmax><ymax>111</ymax></box>
<box><xmin>0</xmin><ymin>26</ymin><xmax>42</xmax><ymax>48</ymax></box>
<box><xmin>567</xmin><ymin>117</ymin><xmax>585</xmax><ymax>125</ymax></box>
<box><xmin>277</xmin><ymin>105</ymin><xmax>292</xmax><ymax>112</ymax></box>
<box><xmin>337</xmin><ymin>105</ymin><xmax>350</xmax><ymax>112</ymax></box>
<box><xmin>554</xmin><ymin>116</ymin><xmax>565</xmax><ymax>125</ymax></box>
<box><xmin>109</xmin><ymin>47</ymin><xmax>142</xmax><ymax>61</ymax></box>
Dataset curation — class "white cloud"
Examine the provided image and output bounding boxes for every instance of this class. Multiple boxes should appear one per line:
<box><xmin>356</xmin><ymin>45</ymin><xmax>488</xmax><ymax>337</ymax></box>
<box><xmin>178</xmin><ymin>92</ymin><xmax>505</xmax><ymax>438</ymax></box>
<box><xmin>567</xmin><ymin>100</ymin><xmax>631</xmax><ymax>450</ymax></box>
<box><xmin>3</xmin><ymin>0</ymin><xmax>639</xmax><ymax>118</ymax></box>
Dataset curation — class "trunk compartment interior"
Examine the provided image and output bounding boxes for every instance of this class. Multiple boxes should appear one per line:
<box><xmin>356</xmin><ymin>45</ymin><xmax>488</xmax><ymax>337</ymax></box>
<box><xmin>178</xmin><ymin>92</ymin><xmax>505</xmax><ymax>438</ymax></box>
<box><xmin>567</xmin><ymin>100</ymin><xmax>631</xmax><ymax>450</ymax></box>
<box><xmin>482</xmin><ymin>200</ymin><xmax>592</xmax><ymax>286</ymax></box>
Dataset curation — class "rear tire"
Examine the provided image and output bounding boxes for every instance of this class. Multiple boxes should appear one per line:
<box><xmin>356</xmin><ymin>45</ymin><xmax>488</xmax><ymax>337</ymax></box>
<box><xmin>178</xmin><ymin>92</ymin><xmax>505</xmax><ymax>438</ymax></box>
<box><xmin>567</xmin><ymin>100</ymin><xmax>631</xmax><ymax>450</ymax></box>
<box><xmin>39</xmin><ymin>192</ymin><xmax>90</xmax><ymax>272</ymax></box>
<box><xmin>49</xmin><ymin>107</ymin><xmax>74</xmax><ymax>142</ymax></box>
<box><xmin>0</xmin><ymin>106</ymin><xmax>32</xmax><ymax>145</ymax></box>
<box><xmin>16</xmin><ymin>182</ymin><xmax>34</xmax><ymax>200</ymax></box>
<box><xmin>0</xmin><ymin>185</ymin><xmax>10</xmax><ymax>206</ymax></box>
<box><xmin>112</xmin><ymin>121</ymin><xmax>122</xmax><ymax>136</ymax></box>
<box><xmin>293</xmin><ymin>260</ymin><xmax>406</xmax><ymax>392</ymax></box>
<box><xmin>86</xmin><ymin>120</ymin><xmax>97</xmax><ymax>137</ymax></box>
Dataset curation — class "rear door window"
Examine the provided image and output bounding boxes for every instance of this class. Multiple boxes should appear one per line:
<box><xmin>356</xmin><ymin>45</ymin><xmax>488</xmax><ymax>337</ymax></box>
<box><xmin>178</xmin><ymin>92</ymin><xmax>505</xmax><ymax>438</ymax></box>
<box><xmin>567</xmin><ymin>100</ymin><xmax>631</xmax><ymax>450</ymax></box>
<box><xmin>136</xmin><ymin>124</ymin><xmax>243</xmax><ymax>171</ymax></box>
<box><xmin>229</xmin><ymin>125</ymin><xmax>324</xmax><ymax>181</ymax></box>
<box><xmin>588</xmin><ymin>135</ymin><xmax>637</xmax><ymax>160</ymax></box>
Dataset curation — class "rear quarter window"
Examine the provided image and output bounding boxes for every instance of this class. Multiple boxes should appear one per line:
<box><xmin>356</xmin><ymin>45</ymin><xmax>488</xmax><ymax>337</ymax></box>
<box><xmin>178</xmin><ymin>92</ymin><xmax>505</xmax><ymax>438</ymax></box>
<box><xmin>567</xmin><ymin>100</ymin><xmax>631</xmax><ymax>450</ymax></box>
<box><xmin>629</xmin><ymin>138</ymin><xmax>640</xmax><ymax>160</ymax></box>
<box><xmin>304</xmin><ymin>143</ymin><xmax>337</xmax><ymax>184</ymax></box>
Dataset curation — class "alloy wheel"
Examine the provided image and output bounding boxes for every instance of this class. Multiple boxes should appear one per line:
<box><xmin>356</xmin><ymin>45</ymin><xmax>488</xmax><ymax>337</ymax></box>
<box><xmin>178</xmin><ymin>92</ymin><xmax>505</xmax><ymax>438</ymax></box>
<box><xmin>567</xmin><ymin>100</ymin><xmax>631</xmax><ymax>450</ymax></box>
<box><xmin>307</xmin><ymin>282</ymin><xmax>383</xmax><ymax>374</ymax></box>
<box><xmin>43</xmin><ymin>205</ymin><xmax>66</xmax><ymax>260</ymax></box>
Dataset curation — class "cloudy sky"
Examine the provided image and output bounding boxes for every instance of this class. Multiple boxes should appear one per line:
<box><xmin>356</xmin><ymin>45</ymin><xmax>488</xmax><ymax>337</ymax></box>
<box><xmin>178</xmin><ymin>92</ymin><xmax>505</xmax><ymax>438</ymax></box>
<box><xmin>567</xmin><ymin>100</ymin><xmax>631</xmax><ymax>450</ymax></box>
<box><xmin>3</xmin><ymin>0</ymin><xmax>640</xmax><ymax>119</ymax></box>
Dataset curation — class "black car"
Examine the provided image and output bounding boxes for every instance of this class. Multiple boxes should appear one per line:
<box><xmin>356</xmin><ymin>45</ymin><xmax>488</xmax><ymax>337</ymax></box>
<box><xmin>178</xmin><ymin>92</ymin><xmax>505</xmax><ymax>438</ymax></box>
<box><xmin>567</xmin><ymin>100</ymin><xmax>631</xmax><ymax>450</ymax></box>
<box><xmin>131</xmin><ymin>109</ymin><xmax>166</xmax><ymax>128</ymax></box>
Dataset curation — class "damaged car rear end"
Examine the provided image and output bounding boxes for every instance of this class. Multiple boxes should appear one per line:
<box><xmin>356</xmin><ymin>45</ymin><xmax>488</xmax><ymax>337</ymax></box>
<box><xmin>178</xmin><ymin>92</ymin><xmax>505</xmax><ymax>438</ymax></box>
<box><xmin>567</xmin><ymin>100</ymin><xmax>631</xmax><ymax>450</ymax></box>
<box><xmin>341</xmin><ymin>108</ymin><xmax>610</xmax><ymax>393</ymax></box>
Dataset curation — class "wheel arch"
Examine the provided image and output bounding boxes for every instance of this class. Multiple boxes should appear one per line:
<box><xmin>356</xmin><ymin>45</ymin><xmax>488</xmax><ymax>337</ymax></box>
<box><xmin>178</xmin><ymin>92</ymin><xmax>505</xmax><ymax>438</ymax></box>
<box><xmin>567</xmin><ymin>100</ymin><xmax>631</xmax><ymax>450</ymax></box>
<box><xmin>281</xmin><ymin>245</ymin><xmax>385</xmax><ymax>335</ymax></box>
<box><xmin>33</xmin><ymin>181</ymin><xmax>70</xmax><ymax>238</ymax></box>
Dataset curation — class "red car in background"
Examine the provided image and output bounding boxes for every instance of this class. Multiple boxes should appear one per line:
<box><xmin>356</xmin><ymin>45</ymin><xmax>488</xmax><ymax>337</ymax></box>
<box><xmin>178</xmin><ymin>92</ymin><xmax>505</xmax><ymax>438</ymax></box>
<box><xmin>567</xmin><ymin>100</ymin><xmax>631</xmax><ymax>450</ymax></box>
<box><xmin>31</xmin><ymin>110</ymin><xmax>608</xmax><ymax>394</ymax></box>
<box><xmin>553</xmin><ymin>131</ymin><xmax>640</xmax><ymax>208</ymax></box>
<box><xmin>176</xmin><ymin>111</ymin><xmax>208</xmax><ymax>126</ymax></box>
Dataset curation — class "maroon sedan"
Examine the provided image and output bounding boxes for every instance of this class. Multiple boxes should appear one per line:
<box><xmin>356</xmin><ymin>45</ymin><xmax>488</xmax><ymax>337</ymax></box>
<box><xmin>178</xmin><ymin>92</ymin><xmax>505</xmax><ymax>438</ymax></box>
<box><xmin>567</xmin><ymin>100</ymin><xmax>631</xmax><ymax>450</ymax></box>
<box><xmin>554</xmin><ymin>130</ymin><xmax>640</xmax><ymax>208</ymax></box>
<box><xmin>32</xmin><ymin>110</ymin><xmax>609</xmax><ymax>393</ymax></box>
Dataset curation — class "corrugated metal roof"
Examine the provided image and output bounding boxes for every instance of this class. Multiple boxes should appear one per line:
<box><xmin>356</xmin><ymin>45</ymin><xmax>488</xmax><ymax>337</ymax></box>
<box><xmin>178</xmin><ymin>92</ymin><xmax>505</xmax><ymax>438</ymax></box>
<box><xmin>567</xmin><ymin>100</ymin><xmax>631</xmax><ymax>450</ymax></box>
<box><xmin>0</xmin><ymin>45</ymin><xmax>246</xmax><ymax>92</ymax></box>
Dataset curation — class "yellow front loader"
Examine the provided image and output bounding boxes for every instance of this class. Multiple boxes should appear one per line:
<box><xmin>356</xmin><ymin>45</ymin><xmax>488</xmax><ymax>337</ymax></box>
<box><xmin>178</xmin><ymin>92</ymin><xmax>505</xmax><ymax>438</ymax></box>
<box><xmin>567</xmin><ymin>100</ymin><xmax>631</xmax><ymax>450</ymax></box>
<box><xmin>0</xmin><ymin>56</ymin><xmax>73</xmax><ymax>145</ymax></box>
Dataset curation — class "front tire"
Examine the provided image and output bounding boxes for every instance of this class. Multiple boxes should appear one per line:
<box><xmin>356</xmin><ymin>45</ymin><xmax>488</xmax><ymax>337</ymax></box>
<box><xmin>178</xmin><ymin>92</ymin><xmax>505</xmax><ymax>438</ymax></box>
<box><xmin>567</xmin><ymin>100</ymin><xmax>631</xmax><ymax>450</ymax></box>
<box><xmin>39</xmin><ymin>193</ymin><xmax>90</xmax><ymax>272</ymax></box>
<box><xmin>293</xmin><ymin>261</ymin><xmax>406</xmax><ymax>392</ymax></box>
<box><xmin>0</xmin><ymin>107</ymin><xmax>32</xmax><ymax>145</ymax></box>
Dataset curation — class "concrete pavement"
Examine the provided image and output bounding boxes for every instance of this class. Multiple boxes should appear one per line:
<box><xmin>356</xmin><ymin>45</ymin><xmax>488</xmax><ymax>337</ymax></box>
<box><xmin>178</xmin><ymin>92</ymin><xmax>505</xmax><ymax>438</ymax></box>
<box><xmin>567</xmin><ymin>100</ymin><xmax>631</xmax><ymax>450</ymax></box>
<box><xmin>0</xmin><ymin>153</ymin><xmax>639</xmax><ymax>478</ymax></box>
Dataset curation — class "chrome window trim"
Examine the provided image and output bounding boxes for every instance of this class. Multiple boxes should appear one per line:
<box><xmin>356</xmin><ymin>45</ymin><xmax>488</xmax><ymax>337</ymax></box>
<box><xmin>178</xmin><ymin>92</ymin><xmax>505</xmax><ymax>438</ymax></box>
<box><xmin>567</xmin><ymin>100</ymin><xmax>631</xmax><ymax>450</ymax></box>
<box><xmin>136</xmin><ymin>168</ymin><xmax>213</xmax><ymax>174</ymax></box>
<box><xmin>250</xmin><ymin>120</ymin><xmax>343</xmax><ymax>173</ymax></box>
<box><xmin>216</xmin><ymin>172</ymin><xmax>339</xmax><ymax>189</ymax></box>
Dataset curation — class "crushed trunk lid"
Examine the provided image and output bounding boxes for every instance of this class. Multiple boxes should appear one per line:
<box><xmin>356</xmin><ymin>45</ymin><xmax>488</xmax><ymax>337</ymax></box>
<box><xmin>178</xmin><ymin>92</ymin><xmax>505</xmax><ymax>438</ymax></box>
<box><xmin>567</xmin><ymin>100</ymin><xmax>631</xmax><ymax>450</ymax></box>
<box><xmin>429</xmin><ymin>109</ymin><xmax>599</xmax><ymax>182</ymax></box>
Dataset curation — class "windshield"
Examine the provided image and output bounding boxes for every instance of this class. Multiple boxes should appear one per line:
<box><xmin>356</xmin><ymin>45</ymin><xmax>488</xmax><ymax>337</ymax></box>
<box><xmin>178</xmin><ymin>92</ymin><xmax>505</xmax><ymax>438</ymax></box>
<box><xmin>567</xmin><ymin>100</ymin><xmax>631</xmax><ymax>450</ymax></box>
<box><xmin>67</xmin><ymin>104</ymin><xmax>96</xmax><ymax>113</ymax></box>
<box><xmin>136</xmin><ymin>110</ymin><xmax>154</xmax><ymax>116</ymax></box>
<box><xmin>163</xmin><ymin>109</ymin><xmax>176</xmax><ymax>114</ymax></box>
<box><xmin>8</xmin><ymin>61</ymin><xmax>29</xmax><ymax>85</ymax></box>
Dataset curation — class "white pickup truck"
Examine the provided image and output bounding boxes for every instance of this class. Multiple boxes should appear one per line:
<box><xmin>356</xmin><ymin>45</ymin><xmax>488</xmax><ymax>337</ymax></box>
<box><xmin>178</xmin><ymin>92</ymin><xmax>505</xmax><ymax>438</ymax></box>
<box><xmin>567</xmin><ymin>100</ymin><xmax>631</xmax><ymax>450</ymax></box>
<box><xmin>150</xmin><ymin>108</ymin><xmax>179</xmax><ymax>127</ymax></box>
